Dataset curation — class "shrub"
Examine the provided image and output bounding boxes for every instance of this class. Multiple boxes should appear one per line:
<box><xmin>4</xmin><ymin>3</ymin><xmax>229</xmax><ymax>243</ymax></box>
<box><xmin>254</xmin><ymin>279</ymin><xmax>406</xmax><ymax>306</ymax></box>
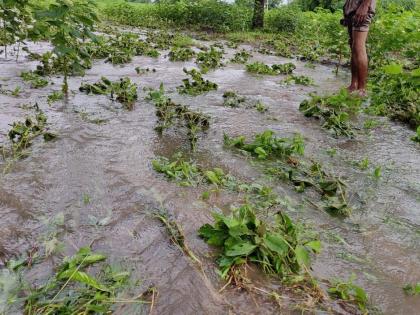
<box><xmin>265</xmin><ymin>6</ymin><xmax>303</xmax><ymax>33</ymax></box>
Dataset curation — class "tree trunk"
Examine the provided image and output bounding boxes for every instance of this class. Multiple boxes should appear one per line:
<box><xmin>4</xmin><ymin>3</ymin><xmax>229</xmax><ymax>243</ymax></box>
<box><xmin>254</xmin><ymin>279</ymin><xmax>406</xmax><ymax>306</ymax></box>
<box><xmin>252</xmin><ymin>0</ymin><xmax>265</xmax><ymax>29</ymax></box>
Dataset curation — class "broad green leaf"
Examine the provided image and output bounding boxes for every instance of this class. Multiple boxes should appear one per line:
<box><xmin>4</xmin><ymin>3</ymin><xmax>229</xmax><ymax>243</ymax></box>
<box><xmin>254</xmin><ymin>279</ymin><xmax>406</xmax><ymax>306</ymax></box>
<box><xmin>305</xmin><ymin>240</ymin><xmax>322</xmax><ymax>253</ymax></box>
<box><xmin>264</xmin><ymin>233</ymin><xmax>288</xmax><ymax>256</ymax></box>
<box><xmin>225</xmin><ymin>241</ymin><xmax>257</xmax><ymax>257</ymax></box>
<box><xmin>58</xmin><ymin>270</ymin><xmax>110</xmax><ymax>292</ymax></box>
<box><xmin>295</xmin><ymin>245</ymin><xmax>311</xmax><ymax>268</ymax></box>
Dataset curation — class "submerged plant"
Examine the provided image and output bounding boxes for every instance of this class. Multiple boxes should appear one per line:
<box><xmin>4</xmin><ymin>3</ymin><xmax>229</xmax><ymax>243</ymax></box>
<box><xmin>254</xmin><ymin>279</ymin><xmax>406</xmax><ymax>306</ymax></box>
<box><xmin>411</xmin><ymin>126</ymin><xmax>420</xmax><ymax>143</ymax></box>
<box><xmin>328</xmin><ymin>274</ymin><xmax>369</xmax><ymax>314</ymax></box>
<box><xmin>224</xmin><ymin>130</ymin><xmax>304</xmax><ymax>160</ymax></box>
<box><xmin>403</xmin><ymin>283</ymin><xmax>420</xmax><ymax>296</ymax></box>
<box><xmin>199</xmin><ymin>204</ymin><xmax>321</xmax><ymax>279</ymax></box>
<box><xmin>223</xmin><ymin>91</ymin><xmax>246</xmax><ymax>108</ymax></box>
<box><xmin>177</xmin><ymin>68</ymin><xmax>218</xmax><ymax>96</ymax></box>
<box><xmin>47</xmin><ymin>91</ymin><xmax>64</xmax><ymax>105</ymax></box>
<box><xmin>299</xmin><ymin>89</ymin><xmax>362</xmax><ymax>137</ymax></box>
<box><xmin>195</xmin><ymin>47</ymin><xmax>223</xmax><ymax>73</ymax></box>
<box><xmin>152</xmin><ymin>154</ymin><xmax>202</xmax><ymax>187</ymax></box>
<box><xmin>148</xmin><ymin>84</ymin><xmax>210</xmax><ymax>149</ymax></box>
<box><xmin>246</xmin><ymin>62</ymin><xmax>296</xmax><ymax>75</ymax></box>
<box><xmin>80</xmin><ymin>77</ymin><xmax>138</xmax><ymax>109</ymax></box>
<box><xmin>282</xmin><ymin>75</ymin><xmax>314</xmax><ymax>86</ymax></box>
<box><xmin>169</xmin><ymin>47</ymin><xmax>195</xmax><ymax>62</ymax></box>
<box><xmin>20</xmin><ymin>71</ymin><xmax>48</xmax><ymax>88</ymax></box>
<box><xmin>230</xmin><ymin>49</ymin><xmax>252</xmax><ymax>64</ymax></box>
<box><xmin>22</xmin><ymin>247</ymin><xmax>142</xmax><ymax>314</ymax></box>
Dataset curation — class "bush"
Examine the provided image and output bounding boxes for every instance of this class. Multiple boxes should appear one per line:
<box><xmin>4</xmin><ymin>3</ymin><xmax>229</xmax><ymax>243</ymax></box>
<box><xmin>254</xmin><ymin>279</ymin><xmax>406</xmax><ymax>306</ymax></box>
<box><xmin>101</xmin><ymin>0</ymin><xmax>253</xmax><ymax>32</ymax></box>
<box><xmin>265</xmin><ymin>6</ymin><xmax>303</xmax><ymax>32</ymax></box>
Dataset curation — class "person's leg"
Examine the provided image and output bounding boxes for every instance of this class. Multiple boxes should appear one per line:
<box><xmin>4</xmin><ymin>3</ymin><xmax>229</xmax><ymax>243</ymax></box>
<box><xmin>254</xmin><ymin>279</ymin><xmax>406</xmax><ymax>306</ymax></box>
<box><xmin>347</xmin><ymin>26</ymin><xmax>358</xmax><ymax>92</ymax></box>
<box><xmin>351</xmin><ymin>30</ymin><xmax>369</xmax><ymax>94</ymax></box>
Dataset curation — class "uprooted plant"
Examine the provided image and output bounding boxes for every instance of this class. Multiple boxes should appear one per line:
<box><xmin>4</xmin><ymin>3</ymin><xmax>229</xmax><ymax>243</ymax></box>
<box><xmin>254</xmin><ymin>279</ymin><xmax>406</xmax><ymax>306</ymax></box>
<box><xmin>223</xmin><ymin>91</ymin><xmax>246</xmax><ymax>108</ymax></box>
<box><xmin>148</xmin><ymin>84</ymin><xmax>210</xmax><ymax>149</ymax></box>
<box><xmin>199</xmin><ymin>204</ymin><xmax>321</xmax><ymax>280</ymax></box>
<box><xmin>299</xmin><ymin>89</ymin><xmax>362</xmax><ymax>137</ymax></box>
<box><xmin>177</xmin><ymin>68</ymin><xmax>218</xmax><ymax>96</ymax></box>
<box><xmin>20</xmin><ymin>247</ymin><xmax>145</xmax><ymax>314</ymax></box>
<box><xmin>224</xmin><ymin>130</ymin><xmax>351</xmax><ymax>216</ymax></box>
<box><xmin>79</xmin><ymin>77</ymin><xmax>138</xmax><ymax>110</ymax></box>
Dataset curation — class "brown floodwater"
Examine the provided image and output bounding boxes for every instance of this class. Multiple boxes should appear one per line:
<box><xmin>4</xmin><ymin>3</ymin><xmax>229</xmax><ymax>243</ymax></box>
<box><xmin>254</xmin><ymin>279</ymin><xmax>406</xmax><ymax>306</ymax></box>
<box><xmin>0</xmin><ymin>31</ymin><xmax>419</xmax><ymax>315</ymax></box>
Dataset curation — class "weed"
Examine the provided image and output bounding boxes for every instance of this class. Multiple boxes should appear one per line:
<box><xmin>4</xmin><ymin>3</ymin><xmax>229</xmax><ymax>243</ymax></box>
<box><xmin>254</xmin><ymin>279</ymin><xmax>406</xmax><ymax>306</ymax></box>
<box><xmin>363</xmin><ymin>119</ymin><xmax>380</xmax><ymax>130</ymax></box>
<box><xmin>326</xmin><ymin>148</ymin><xmax>337</xmax><ymax>157</ymax></box>
<box><xmin>80</xmin><ymin>77</ymin><xmax>138</xmax><ymax>110</ymax></box>
<box><xmin>47</xmin><ymin>91</ymin><xmax>64</xmax><ymax>105</ymax></box>
<box><xmin>246</xmin><ymin>62</ymin><xmax>296</xmax><ymax>75</ymax></box>
<box><xmin>230</xmin><ymin>49</ymin><xmax>252</xmax><ymax>64</ymax></box>
<box><xmin>195</xmin><ymin>47</ymin><xmax>224</xmax><ymax>73</ymax></box>
<box><xmin>282</xmin><ymin>75</ymin><xmax>314</xmax><ymax>86</ymax></box>
<box><xmin>199</xmin><ymin>204</ymin><xmax>321</xmax><ymax>279</ymax></box>
<box><xmin>20</xmin><ymin>71</ymin><xmax>48</xmax><ymax>88</ymax></box>
<box><xmin>328</xmin><ymin>274</ymin><xmax>369</xmax><ymax>314</ymax></box>
<box><xmin>373</xmin><ymin>166</ymin><xmax>382</xmax><ymax>179</ymax></box>
<box><xmin>357</xmin><ymin>157</ymin><xmax>370</xmax><ymax>170</ymax></box>
<box><xmin>169</xmin><ymin>47</ymin><xmax>195</xmax><ymax>62</ymax></box>
<box><xmin>403</xmin><ymin>283</ymin><xmax>420</xmax><ymax>296</ymax></box>
<box><xmin>299</xmin><ymin>89</ymin><xmax>362</xmax><ymax>137</ymax></box>
<box><xmin>223</xmin><ymin>91</ymin><xmax>246</xmax><ymax>108</ymax></box>
<box><xmin>177</xmin><ymin>68</ymin><xmax>218</xmax><ymax>96</ymax></box>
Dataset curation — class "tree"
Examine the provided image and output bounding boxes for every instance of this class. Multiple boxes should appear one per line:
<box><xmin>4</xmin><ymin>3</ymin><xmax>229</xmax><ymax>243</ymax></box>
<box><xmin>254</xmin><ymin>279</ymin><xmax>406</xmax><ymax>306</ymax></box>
<box><xmin>252</xmin><ymin>0</ymin><xmax>266</xmax><ymax>29</ymax></box>
<box><xmin>36</xmin><ymin>0</ymin><xmax>98</xmax><ymax>94</ymax></box>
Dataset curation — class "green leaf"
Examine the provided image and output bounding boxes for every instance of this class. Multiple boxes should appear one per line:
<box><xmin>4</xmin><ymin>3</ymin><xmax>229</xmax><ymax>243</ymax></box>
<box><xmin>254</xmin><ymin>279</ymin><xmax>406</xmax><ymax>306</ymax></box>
<box><xmin>205</xmin><ymin>170</ymin><xmax>220</xmax><ymax>185</ymax></box>
<box><xmin>58</xmin><ymin>270</ymin><xmax>110</xmax><ymax>292</ymax></box>
<box><xmin>225</xmin><ymin>241</ymin><xmax>257</xmax><ymax>257</ymax></box>
<box><xmin>263</xmin><ymin>233</ymin><xmax>288</xmax><ymax>256</ymax></box>
<box><xmin>295</xmin><ymin>245</ymin><xmax>311</xmax><ymax>268</ymax></box>
<box><xmin>198</xmin><ymin>224</ymin><xmax>226</xmax><ymax>246</ymax></box>
<box><xmin>305</xmin><ymin>240</ymin><xmax>321</xmax><ymax>253</ymax></box>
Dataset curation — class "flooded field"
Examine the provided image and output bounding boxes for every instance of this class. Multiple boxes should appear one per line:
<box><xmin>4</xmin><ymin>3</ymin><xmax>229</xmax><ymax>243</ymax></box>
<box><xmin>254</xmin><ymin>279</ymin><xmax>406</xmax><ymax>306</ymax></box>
<box><xmin>0</xmin><ymin>29</ymin><xmax>419</xmax><ymax>315</ymax></box>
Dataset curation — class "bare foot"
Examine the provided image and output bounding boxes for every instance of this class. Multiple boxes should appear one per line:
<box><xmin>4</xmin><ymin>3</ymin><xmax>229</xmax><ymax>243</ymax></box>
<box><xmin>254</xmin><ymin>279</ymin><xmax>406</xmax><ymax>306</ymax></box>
<box><xmin>357</xmin><ymin>89</ymin><xmax>367</xmax><ymax>97</ymax></box>
<box><xmin>347</xmin><ymin>85</ymin><xmax>358</xmax><ymax>92</ymax></box>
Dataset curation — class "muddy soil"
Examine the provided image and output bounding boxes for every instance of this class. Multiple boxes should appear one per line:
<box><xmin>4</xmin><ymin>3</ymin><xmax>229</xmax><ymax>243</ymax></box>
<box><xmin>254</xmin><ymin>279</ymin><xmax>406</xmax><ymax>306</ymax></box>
<box><xmin>0</xmin><ymin>30</ymin><xmax>419</xmax><ymax>315</ymax></box>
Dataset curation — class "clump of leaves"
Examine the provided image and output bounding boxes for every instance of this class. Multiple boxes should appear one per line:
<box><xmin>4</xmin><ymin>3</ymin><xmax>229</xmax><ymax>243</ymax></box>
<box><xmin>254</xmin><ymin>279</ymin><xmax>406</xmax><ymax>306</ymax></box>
<box><xmin>328</xmin><ymin>274</ymin><xmax>369</xmax><ymax>314</ymax></box>
<box><xmin>177</xmin><ymin>68</ymin><xmax>218</xmax><ymax>96</ymax></box>
<box><xmin>230</xmin><ymin>49</ymin><xmax>252</xmax><ymax>64</ymax></box>
<box><xmin>410</xmin><ymin>126</ymin><xmax>420</xmax><ymax>143</ymax></box>
<box><xmin>47</xmin><ymin>91</ymin><xmax>64</xmax><ymax>105</ymax></box>
<box><xmin>224</xmin><ymin>130</ymin><xmax>304</xmax><ymax>160</ymax></box>
<box><xmin>169</xmin><ymin>47</ymin><xmax>195</xmax><ymax>62</ymax></box>
<box><xmin>20</xmin><ymin>71</ymin><xmax>48</xmax><ymax>88</ymax></box>
<box><xmin>195</xmin><ymin>47</ymin><xmax>223</xmax><ymax>73</ymax></box>
<box><xmin>23</xmin><ymin>247</ymin><xmax>141</xmax><ymax>314</ymax></box>
<box><xmin>199</xmin><ymin>204</ymin><xmax>321</xmax><ymax>279</ymax></box>
<box><xmin>80</xmin><ymin>77</ymin><xmax>138</xmax><ymax>110</ymax></box>
<box><xmin>246</xmin><ymin>62</ymin><xmax>296</xmax><ymax>75</ymax></box>
<box><xmin>299</xmin><ymin>89</ymin><xmax>362</xmax><ymax>137</ymax></box>
<box><xmin>403</xmin><ymin>283</ymin><xmax>420</xmax><ymax>296</ymax></box>
<box><xmin>135</xmin><ymin>67</ymin><xmax>156</xmax><ymax>75</ymax></box>
<box><xmin>152</xmin><ymin>153</ymin><xmax>202</xmax><ymax>187</ymax></box>
<box><xmin>223</xmin><ymin>91</ymin><xmax>246</xmax><ymax>108</ymax></box>
<box><xmin>148</xmin><ymin>84</ymin><xmax>210</xmax><ymax>149</ymax></box>
<box><xmin>282</xmin><ymin>75</ymin><xmax>314</xmax><ymax>86</ymax></box>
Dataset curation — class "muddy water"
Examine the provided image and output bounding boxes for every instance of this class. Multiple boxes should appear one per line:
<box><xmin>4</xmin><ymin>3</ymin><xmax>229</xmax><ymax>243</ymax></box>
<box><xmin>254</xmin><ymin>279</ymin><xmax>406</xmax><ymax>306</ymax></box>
<box><xmin>0</xmin><ymin>33</ymin><xmax>419</xmax><ymax>315</ymax></box>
